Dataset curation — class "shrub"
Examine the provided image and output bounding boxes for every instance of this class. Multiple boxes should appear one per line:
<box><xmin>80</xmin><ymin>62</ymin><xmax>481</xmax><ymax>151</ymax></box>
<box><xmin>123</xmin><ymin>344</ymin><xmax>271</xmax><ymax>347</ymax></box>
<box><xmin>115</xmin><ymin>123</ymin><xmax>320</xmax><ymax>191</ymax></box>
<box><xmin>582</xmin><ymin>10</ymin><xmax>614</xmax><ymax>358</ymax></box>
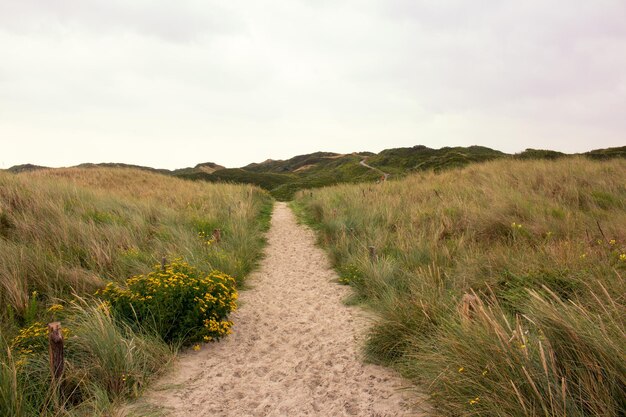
<box><xmin>97</xmin><ymin>259</ymin><xmax>237</xmax><ymax>345</ymax></box>
<box><xmin>9</xmin><ymin>322</ymin><xmax>48</xmax><ymax>355</ymax></box>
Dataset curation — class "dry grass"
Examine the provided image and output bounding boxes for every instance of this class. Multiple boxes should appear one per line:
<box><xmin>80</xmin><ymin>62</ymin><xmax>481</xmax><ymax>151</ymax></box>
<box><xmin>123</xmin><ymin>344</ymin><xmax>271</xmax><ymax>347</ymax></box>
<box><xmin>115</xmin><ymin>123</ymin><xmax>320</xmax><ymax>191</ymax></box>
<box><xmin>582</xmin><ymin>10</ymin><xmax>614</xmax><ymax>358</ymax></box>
<box><xmin>0</xmin><ymin>167</ymin><xmax>272</xmax><ymax>416</ymax></box>
<box><xmin>0</xmin><ymin>168</ymin><xmax>270</xmax><ymax>321</ymax></box>
<box><xmin>294</xmin><ymin>157</ymin><xmax>626</xmax><ymax>416</ymax></box>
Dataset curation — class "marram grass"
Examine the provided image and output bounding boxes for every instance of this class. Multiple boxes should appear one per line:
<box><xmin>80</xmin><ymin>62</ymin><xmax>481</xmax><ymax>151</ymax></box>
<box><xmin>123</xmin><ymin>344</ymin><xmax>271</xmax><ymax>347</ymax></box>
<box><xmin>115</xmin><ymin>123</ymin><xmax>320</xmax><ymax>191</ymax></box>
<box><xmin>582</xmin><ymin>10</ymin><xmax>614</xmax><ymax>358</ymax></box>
<box><xmin>294</xmin><ymin>157</ymin><xmax>626</xmax><ymax>416</ymax></box>
<box><xmin>0</xmin><ymin>167</ymin><xmax>272</xmax><ymax>416</ymax></box>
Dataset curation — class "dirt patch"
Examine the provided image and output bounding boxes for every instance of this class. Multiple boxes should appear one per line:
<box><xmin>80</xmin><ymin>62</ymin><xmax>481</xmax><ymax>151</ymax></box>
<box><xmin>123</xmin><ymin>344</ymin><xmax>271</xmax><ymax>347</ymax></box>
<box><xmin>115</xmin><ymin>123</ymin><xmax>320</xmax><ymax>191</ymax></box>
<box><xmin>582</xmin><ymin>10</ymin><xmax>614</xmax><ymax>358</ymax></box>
<box><xmin>293</xmin><ymin>164</ymin><xmax>316</xmax><ymax>173</ymax></box>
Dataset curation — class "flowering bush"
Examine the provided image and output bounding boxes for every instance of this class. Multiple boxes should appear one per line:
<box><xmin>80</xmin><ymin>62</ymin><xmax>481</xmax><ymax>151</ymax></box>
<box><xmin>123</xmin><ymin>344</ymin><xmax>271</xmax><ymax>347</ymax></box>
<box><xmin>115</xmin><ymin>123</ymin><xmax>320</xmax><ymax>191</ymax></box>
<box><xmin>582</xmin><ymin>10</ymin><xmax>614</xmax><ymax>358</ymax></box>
<box><xmin>97</xmin><ymin>259</ymin><xmax>237</xmax><ymax>345</ymax></box>
<box><xmin>10</xmin><ymin>322</ymin><xmax>48</xmax><ymax>355</ymax></box>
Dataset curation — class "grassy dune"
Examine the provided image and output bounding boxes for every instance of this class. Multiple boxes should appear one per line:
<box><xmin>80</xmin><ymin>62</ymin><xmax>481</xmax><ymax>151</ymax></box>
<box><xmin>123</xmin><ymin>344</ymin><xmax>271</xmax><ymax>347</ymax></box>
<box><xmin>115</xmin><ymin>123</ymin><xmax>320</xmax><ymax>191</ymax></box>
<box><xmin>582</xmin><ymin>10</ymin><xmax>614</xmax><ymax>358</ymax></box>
<box><xmin>0</xmin><ymin>168</ymin><xmax>272</xmax><ymax>416</ymax></box>
<box><xmin>293</xmin><ymin>158</ymin><xmax>626</xmax><ymax>416</ymax></box>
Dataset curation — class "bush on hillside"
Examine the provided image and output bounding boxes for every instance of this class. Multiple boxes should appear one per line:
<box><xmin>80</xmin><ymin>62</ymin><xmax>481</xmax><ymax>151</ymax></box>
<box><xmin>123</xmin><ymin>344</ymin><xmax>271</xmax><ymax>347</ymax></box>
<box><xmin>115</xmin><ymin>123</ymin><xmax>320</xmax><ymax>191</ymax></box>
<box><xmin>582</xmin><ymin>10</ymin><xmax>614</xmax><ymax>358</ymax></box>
<box><xmin>97</xmin><ymin>259</ymin><xmax>237</xmax><ymax>345</ymax></box>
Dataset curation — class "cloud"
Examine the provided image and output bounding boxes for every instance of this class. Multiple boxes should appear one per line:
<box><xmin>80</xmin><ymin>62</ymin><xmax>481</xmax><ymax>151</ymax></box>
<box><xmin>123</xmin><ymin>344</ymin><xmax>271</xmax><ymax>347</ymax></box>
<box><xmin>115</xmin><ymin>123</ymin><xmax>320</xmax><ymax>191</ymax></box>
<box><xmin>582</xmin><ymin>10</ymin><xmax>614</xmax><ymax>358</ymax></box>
<box><xmin>0</xmin><ymin>0</ymin><xmax>624</xmax><ymax>169</ymax></box>
<box><xmin>0</xmin><ymin>0</ymin><xmax>243</xmax><ymax>42</ymax></box>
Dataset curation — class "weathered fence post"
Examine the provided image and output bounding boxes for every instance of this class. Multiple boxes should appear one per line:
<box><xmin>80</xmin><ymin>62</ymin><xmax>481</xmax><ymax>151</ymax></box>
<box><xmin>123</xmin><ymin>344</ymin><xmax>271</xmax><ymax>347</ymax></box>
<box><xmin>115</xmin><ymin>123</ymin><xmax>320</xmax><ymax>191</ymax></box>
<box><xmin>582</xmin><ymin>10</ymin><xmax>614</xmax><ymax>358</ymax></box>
<box><xmin>161</xmin><ymin>256</ymin><xmax>167</xmax><ymax>272</ymax></box>
<box><xmin>48</xmin><ymin>322</ymin><xmax>64</xmax><ymax>382</ymax></box>
<box><xmin>228</xmin><ymin>206</ymin><xmax>232</xmax><ymax>218</ymax></box>
<box><xmin>212</xmin><ymin>228</ymin><xmax>222</xmax><ymax>243</ymax></box>
<box><xmin>368</xmin><ymin>246</ymin><xmax>377</xmax><ymax>261</ymax></box>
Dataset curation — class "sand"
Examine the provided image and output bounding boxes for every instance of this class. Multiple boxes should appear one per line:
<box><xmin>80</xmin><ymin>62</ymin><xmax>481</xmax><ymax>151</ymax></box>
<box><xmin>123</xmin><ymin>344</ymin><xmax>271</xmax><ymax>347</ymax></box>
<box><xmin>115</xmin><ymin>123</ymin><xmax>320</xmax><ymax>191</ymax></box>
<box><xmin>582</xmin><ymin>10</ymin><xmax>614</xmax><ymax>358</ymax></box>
<box><xmin>128</xmin><ymin>203</ymin><xmax>427</xmax><ymax>416</ymax></box>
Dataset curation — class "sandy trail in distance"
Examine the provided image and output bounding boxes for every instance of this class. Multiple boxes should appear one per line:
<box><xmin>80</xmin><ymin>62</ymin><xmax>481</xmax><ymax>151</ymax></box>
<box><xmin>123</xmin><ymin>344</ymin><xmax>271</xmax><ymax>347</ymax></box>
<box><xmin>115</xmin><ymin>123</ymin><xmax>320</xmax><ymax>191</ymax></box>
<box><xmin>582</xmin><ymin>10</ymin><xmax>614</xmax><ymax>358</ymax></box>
<box><xmin>130</xmin><ymin>203</ymin><xmax>427</xmax><ymax>417</ymax></box>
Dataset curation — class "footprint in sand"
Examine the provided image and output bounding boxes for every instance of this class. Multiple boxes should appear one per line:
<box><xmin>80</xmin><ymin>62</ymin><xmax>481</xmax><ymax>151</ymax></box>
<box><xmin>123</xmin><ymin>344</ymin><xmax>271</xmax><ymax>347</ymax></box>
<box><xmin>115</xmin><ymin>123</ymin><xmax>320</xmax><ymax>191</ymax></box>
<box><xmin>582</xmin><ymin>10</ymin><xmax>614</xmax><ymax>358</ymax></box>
<box><xmin>126</xmin><ymin>203</ymin><xmax>429</xmax><ymax>417</ymax></box>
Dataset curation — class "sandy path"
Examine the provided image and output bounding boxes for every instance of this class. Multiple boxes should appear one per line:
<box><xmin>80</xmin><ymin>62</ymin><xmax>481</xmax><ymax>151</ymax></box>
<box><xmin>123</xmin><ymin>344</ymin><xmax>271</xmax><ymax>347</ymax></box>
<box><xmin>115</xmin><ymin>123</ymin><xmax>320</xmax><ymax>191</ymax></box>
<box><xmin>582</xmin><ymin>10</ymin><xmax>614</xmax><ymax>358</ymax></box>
<box><xmin>130</xmin><ymin>203</ymin><xmax>426</xmax><ymax>416</ymax></box>
<box><xmin>360</xmin><ymin>158</ymin><xmax>390</xmax><ymax>180</ymax></box>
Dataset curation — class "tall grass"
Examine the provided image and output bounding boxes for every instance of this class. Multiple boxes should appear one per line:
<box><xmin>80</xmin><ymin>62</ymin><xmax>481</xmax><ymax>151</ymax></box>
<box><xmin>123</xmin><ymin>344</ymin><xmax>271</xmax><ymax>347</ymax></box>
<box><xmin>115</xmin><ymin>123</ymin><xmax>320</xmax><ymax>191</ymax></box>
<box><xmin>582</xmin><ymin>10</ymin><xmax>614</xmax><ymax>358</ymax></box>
<box><xmin>0</xmin><ymin>168</ymin><xmax>272</xmax><ymax>415</ymax></box>
<box><xmin>1</xmin><ymin>300</ymin><xmax>172</xmax><ymax>416</ymax></box>
<box><xmin>293</xmin><ymin>158</ymin><xmax>626</xmax><ymax>416</ymax></box>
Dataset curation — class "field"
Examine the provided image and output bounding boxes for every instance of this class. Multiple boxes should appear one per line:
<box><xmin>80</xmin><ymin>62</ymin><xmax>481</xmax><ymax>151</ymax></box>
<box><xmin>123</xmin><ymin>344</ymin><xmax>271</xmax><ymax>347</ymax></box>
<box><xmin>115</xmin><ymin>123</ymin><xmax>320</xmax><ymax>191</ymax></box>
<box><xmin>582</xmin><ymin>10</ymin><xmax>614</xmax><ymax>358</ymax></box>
<box><xmin>0</xmin><ymin>168</ymin><xmax>272</xmax><ymax>416</ymax></box>
<box><xmin>293</xmin><ymin>158</ymin><xmax>626</xmax><ymax>416</ymax></box>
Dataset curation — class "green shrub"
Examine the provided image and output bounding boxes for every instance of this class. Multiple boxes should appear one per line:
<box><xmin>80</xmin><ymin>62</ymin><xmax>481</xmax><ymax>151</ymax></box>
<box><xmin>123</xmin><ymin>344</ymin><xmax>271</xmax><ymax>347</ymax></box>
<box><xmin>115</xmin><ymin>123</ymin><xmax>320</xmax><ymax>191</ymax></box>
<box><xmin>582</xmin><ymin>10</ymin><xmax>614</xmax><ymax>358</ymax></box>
<box><xmin>97</xmin><ymin>259</ymin><xmax>237</xmax><ymax>345</ymax></box>
<box><xmin>9</xmin><ymin>322</ymin><xmax>49</xmax><ymax>355</ymax></box>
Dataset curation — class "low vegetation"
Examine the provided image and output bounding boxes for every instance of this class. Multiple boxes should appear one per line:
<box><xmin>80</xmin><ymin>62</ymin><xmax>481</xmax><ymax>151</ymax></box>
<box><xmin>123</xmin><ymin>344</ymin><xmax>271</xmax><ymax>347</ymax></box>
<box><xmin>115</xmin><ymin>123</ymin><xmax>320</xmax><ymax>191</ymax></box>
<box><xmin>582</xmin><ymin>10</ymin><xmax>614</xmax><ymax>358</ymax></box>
<box><xmin>98</xmin><ymin>259</ymin><xmax>238</xmax><ymax>345</ymax></box>
<box><xmin>178</xmin><ymin>145</ymin><xmax>626</xmax><ymax>200</ymax></box>
<box><xmin>14</xmin><ymin>146</ymin><xmax>624</xmax><ymax>201</ymax></box>
<box><xmin>0</xmin><ymin>168</ymin><xmax>272</xmax><ymax>416</ymax></box>
<box><xmin>293</xmin><ymin>158</ymin><xmax>626</xmax><ymax>416</ymax></box>
<box><xmin>176</xmin><ymin>152</ymin><xmax>381</xmax><ymax>200</ymax></box>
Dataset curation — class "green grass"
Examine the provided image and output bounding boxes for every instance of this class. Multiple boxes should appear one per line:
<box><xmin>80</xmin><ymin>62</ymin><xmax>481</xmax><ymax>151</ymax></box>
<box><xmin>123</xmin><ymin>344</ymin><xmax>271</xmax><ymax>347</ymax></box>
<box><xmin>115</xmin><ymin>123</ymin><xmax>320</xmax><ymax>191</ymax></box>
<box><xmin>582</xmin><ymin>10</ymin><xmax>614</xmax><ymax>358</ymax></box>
<box><xmin>366</xmin><ymin>145</ymin><xmax>506</xmax><ymax>174</ymax></box>
<box><xmin>293</xmin><ymin>157</ymin><xmax>626</xmax><ymax>416</ymax></box>
<box><xmin>174</xmin><ymin>145</ymin><xmax>626</xmax><ymax>201</ymax></box>
<box><xmin>0</xmin><ymin>167</ymin><xmax>272</xmax><ymax>416</ymax></box>
<box><xmin>9</xmin><ymin>146</ymin><xmax>625</xmax><ymax>202</ymax></box>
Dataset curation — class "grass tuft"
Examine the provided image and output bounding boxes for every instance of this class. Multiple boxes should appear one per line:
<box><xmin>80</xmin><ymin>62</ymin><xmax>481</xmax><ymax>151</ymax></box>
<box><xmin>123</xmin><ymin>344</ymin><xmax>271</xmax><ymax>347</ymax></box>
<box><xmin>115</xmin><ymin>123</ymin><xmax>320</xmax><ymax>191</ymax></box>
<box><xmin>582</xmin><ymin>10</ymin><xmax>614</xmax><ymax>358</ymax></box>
<box><xmin>294</xmin><ymin>157</ymin><xmax>626</xmax><ymax>416</ymax></box>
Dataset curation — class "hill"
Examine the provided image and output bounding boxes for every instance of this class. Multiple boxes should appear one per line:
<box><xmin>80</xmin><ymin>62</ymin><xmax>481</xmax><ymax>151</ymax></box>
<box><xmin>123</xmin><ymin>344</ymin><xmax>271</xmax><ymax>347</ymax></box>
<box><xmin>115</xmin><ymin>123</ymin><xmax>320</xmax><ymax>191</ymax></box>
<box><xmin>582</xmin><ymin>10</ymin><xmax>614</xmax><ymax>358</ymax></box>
<box><xmin>173</xmin><ymin>145</ymin><xmax>626</xmax><ymax>200</ymax></box>
<box><xmin>365</xmin><ymin>145</ymin><xmax>506</xmax><ymax>173</ymax></box>
<box><xmin>8</xmin><ymin>145</ymin><xmax>626</xmax><ymax>201</ymax></box>
<box><xmin>176</xmin><ymin>152</ymin><xmax>382</xmax><ymax>200</ymax></box>
<box><xmin>5</xmin><ymin>161</ymin><xmax>225</xmax><ymax>176</ymax></box>
<box><xmin>6</xmin><ymin>163</ymin><xmax>48</xmax><ymax>173</ymax></box>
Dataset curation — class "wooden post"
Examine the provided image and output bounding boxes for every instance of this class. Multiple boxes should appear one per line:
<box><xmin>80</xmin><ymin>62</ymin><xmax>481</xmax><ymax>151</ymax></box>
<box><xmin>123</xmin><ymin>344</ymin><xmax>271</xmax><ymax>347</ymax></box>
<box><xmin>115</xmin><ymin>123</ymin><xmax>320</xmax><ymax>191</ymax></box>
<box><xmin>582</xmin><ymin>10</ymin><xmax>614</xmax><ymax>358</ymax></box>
<box><xmin>161</xmin><ymin>256</ymin><xmax>167</xmax><ymax>272</ymax></box>
<box><xmin>48</xmin><ymin>322</ymin><xmax>64</xmax><ymax>382</ymax></box>
<box><xmin>228</xmin><ymin>206</ymin><xmax>232</xmax><ymax>218</ymax></box>
<box><xmin>368</xmin><ymin>246</ymin><xmax>377</xmax><ymax>261</ymax></box>
<box><xmin>212</xmin><ymin>228</ymin><xmax>222</xmax><ymax>243</ymax></box>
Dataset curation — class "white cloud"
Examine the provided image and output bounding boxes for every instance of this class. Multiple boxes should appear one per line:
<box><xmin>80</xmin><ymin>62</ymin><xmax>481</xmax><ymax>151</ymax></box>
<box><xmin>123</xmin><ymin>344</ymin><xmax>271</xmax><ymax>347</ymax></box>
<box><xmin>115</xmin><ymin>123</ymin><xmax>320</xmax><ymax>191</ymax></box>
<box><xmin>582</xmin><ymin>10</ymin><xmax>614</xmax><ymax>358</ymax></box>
<box><xmin>1</xmin><ymin>0</ymin><xmax>624</xmax><ymax>169</ymax></box>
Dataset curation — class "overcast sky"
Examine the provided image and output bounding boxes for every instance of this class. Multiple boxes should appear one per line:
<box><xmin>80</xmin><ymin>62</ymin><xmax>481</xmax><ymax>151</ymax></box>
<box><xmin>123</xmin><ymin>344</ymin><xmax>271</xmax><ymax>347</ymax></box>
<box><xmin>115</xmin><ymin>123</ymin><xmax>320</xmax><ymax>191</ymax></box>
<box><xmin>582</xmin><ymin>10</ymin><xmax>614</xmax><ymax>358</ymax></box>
<box><xmin>1</xmin><ymin>0</ymin><xmax>625</xmax><ymax>169</ymax></box>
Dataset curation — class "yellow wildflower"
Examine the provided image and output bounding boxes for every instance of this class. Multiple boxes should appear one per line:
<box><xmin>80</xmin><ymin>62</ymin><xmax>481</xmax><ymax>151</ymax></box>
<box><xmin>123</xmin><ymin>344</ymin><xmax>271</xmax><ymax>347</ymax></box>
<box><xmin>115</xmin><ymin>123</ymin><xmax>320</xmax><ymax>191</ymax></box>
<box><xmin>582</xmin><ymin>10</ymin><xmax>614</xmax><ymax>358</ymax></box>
<box><xmin>47</xmin><ymin>304</ymin><xmax>64</xmax><ymax>313</ymax></box>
